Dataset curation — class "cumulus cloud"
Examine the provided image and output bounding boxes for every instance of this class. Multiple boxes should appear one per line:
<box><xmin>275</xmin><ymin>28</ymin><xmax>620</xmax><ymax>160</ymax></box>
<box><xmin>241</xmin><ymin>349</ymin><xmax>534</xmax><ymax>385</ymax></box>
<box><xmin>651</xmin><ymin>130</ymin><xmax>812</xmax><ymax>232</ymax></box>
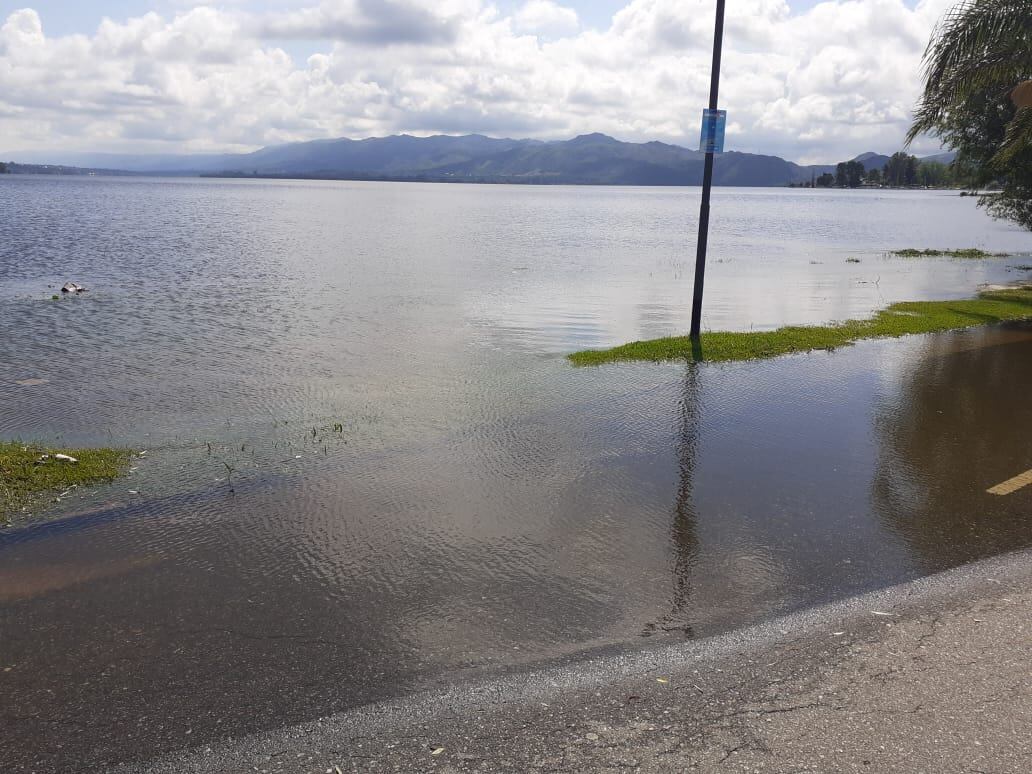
<box><xmin>513</xmin><ymin>1</ymin><xmax>579</xmax><ymax>37</ymax></box>
<box><xmin>258</xmin><ymin>0</ymin><xmax>465</xmax><ymax>45</ymax></box>
<box><xmin>0</xmin><ymin>0</ymin><xmax>957</xmax><ymax>160</ymax></box>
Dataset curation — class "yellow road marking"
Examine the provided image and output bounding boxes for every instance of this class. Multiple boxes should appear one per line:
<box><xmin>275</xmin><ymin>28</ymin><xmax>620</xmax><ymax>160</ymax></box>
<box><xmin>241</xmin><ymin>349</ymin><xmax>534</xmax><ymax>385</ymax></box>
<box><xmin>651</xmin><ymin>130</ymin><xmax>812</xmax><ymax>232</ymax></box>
<box><xmin>988</xmin><ymin>468</ymin><xmax>1032</xmax><ymax>496</ymax></box>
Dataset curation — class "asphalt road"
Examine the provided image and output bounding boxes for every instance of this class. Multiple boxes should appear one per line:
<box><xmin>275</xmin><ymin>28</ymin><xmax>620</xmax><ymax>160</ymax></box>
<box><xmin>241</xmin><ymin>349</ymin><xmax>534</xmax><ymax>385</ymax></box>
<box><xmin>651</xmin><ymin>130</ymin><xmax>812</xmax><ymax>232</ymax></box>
<box><xmin>127</xmin><ymin>548</ymin><xmax>1032</xmax><ymax>774</ymax></box>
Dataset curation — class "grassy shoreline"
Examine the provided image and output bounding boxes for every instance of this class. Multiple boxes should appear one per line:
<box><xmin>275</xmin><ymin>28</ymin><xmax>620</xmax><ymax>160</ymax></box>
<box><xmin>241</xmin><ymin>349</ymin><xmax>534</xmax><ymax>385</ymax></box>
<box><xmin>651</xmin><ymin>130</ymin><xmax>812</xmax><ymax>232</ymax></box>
<box><xmin>890</xmin><ymin>248</ymin><xmax>1008</xmax><ymax>258</ymax></box>
<box><xmin>0</xmin><ymin>441</ymin><xmax>132</xmax><ymax>525</ymax></box>
<box><xmin>568</xmin><ymin>286</ymin><xmax>1032</xmax><ymax>367</ymax></box>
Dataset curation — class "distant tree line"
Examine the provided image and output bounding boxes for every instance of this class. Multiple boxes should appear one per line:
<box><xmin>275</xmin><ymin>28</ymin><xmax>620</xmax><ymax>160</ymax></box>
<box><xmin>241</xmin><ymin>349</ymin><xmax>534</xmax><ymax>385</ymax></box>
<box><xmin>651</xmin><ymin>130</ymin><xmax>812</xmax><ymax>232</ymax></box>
<box><xmin>835</xmin><ymin>160</ymin><xmax>866</xmax><ymax>187</ymax></box>
<box><xmin>793</xmin><ymin>151</ymin><xmax>964</xmax><ymax>189</ymax></box>
<box><xmin>0</xmin><ymin>162</ymin><xmax>124</xmax><ymax>176</ymax></box>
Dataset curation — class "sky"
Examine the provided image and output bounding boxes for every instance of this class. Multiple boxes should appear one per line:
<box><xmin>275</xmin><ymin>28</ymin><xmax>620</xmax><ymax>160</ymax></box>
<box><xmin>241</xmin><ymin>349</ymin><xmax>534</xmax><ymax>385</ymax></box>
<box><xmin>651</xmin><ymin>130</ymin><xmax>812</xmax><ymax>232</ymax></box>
<box><xmin>0</xmin><ymin>0</ymin><xmax>947</xmax><ymax>163</ymax></box>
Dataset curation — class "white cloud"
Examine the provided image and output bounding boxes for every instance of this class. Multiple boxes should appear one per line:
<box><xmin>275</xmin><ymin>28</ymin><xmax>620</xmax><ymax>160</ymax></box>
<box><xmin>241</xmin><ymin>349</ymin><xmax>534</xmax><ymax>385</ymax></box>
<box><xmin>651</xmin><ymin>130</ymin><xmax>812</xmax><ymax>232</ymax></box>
<box><xmin>258</xmin><ymin>0</ymin><xmax>469</xmax><ymax>44</ymax></box>
<box><xmin>513</xmin><ymin>1</ymin><xmax>579</xmax><ymax>37</ymax></box>
<box><xmin>0</xmin><ymin>0</ymin><xmax>958</xmax><ymax>160</ymax></box>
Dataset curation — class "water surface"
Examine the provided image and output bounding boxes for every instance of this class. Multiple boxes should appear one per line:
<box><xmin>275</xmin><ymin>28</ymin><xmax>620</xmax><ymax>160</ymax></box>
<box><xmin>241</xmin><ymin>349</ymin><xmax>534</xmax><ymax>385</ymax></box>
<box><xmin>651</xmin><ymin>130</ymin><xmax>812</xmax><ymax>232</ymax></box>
<box><xmin>1</xmin><ymin>178</ymin><xmax>1031</xmax><ymax>770</ymax></box>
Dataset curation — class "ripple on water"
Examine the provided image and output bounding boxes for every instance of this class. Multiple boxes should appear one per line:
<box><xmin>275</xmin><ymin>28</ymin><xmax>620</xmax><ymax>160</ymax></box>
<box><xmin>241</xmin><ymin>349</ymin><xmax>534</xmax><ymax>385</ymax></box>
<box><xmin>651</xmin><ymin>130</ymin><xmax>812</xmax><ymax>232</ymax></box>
<box><xmin>2</xmin><ymin>179</ymin><xmax>1032</xmax><ymax>770</ymax></box>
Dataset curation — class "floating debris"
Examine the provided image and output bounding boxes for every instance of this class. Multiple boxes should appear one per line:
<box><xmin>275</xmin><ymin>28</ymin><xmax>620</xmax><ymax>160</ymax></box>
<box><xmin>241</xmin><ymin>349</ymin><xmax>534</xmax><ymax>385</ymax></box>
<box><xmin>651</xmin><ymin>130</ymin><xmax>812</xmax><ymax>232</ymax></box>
<box><xmin>60</xmin><ymin>282</ymin><xmax>88</xmax><ymax>294</ymax></box>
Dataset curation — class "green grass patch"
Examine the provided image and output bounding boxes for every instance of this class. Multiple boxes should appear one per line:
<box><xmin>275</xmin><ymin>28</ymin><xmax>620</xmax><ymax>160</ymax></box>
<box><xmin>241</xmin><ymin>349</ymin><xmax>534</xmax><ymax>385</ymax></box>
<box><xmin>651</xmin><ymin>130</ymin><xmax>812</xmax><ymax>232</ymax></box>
<box><xmin>0</xmin><ymin>441</ymin><xmax>132</xmax><ymax>524</ymax></box>
<box><xmin>568</xmin><ymin>286</ymin><xmax>1032</xmax><ymax>367</ymax></box>
<box><xmin>890</xmin><ymin>248</ymin><xmax>1008</xmax><ymax>258</ymax></box>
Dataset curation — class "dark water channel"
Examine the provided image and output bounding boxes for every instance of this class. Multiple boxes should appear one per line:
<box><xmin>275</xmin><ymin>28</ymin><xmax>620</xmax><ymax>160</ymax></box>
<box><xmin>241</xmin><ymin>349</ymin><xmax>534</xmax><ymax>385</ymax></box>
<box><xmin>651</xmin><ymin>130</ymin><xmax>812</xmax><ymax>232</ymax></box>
<box><xmin>1</xmin><ymin>177</ymin><xmax>1031</xmax><ymax>770</ymax></box>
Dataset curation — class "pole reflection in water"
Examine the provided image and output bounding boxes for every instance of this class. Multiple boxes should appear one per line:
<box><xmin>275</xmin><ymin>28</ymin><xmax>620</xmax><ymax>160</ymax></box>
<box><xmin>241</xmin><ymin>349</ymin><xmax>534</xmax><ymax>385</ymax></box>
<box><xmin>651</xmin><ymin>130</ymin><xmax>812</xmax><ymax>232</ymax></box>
<box><xmin>643</xmin><ymin>361</ymin><xmax>702</xmax><ymax>638</ymax></box>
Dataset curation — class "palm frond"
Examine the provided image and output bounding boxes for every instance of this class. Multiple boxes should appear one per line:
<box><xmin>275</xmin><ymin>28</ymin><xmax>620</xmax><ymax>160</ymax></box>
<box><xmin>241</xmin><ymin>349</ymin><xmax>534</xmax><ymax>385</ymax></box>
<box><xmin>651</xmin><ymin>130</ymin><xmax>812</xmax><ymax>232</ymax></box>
<box><xmin>907</xmin><ymin>0</ymin><xmax>1032</xmax><ymax>146</ymax></box>
<box><xmin>992</xmin><ymin>106</ymin><xmax>1032</xmax><ymax>165</ymax></box>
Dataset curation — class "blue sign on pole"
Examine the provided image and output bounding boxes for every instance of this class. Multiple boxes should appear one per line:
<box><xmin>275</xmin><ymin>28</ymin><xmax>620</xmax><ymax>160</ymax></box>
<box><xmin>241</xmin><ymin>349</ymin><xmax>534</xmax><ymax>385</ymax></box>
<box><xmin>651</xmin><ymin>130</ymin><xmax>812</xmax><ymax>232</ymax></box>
<box><xmin>699</xmin><ymin>109</ymin><xmax>727</xmax><ymax>154</ymax></box>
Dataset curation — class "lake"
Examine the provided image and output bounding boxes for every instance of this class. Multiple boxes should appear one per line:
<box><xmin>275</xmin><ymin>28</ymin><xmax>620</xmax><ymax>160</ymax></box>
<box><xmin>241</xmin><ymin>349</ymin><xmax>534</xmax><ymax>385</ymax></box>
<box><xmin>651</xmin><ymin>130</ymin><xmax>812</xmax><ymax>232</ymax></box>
<box><xmin>1</xmin><ymin>177</ymin><xmax>1031</xmax><ymax>769</ymax></box>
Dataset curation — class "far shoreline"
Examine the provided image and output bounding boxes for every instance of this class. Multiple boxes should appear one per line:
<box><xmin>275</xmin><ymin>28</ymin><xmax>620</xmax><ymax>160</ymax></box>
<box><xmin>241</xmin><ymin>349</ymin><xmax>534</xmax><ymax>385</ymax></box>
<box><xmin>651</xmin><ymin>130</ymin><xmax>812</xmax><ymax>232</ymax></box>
<box><xmin>3</xmin><ymin>169</ymin><xmax>984</xmax><ymax>192</ymax></box>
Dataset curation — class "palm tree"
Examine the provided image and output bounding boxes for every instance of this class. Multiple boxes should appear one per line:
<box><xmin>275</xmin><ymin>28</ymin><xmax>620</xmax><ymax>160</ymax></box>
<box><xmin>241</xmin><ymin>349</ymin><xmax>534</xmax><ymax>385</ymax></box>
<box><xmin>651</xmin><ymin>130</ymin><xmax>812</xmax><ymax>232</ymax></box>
<box><xmin>907</xmin><ymin>0</ymin><xmax>1032</xmax><ymax>166</ymax></box>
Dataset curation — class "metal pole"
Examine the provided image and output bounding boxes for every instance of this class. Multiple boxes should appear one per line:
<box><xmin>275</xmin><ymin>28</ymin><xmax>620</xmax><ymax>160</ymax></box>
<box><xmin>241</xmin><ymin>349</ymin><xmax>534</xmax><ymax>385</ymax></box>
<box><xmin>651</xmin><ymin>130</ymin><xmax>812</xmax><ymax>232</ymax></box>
<box><xmin>689</xmin><ymin>0</ymin><xmax>726</xmax><ymax>341</ymax></box>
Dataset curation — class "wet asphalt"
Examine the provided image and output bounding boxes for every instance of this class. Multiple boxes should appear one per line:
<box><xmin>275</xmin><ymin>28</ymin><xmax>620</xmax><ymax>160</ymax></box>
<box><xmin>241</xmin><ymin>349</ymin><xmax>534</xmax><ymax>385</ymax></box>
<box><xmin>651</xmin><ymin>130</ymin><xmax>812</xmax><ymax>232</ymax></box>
<box><xmin>126</xmin><ymin>547</ymin><xmax>1032</xmax><ymax>774</ymax></box>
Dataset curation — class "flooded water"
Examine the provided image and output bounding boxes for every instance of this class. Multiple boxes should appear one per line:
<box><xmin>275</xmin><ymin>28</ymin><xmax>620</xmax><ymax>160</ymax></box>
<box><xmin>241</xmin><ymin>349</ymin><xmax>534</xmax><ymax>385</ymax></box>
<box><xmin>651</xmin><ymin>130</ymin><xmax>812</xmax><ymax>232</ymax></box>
<box><xmin>1</xmin><ymin>177</ymin><xmax>1031</xmax><ymax>770</ymax></box>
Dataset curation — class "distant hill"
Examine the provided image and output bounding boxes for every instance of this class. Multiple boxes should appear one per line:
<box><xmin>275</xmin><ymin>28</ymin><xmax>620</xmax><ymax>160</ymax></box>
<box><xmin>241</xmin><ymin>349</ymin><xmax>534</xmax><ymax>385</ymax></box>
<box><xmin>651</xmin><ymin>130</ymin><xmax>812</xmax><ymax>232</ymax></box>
<box><xmin>232</xmin><ymin>133</ymin><xmax>532</xmax><ymax>176</ymax></box>
<box><xmin>2</xmin><ymin>136</ymin><xmax>529</xmax><ymax>176</ymax></box>
<box><xmin>852</xmin><ymin>152</ymin><xmax>893</xmax><ymax>170</ymax></box>
<box><xmin>918</xmin><ymin>151</ymin><xmax>958</xmax><ymax>165</ymax></box>
<box><xmin>851</xmin><ymin>150</ymin><xmax>956</xmax><ymax>170</ymax></box>
<box><xmin>214</xmin><ymin>133</ymin><xmax>827</xmax><ymax>186</ymax></box>
<box><xmin>3</xmin><ymin>134</ymin><xmax>960</xmax><ymax>187</ymax></box>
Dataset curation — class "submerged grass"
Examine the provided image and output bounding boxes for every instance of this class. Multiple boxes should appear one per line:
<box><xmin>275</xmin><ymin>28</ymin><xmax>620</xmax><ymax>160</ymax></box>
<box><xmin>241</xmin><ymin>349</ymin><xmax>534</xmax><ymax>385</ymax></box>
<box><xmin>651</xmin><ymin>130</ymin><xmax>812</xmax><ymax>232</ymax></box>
<box><xmin>0</xmin><ymin>441</ymin><xmax>132</xmax><ymax>524</ymax></box>
<box><xmin>891</xmin><ymin>248</ymin><xmax>1008</xmax><ymax>258</ymax></box>
<box><xmin>568</xmin><ymin>287</ymin><xmax>1032</xmax><ymax>367</ymax></box>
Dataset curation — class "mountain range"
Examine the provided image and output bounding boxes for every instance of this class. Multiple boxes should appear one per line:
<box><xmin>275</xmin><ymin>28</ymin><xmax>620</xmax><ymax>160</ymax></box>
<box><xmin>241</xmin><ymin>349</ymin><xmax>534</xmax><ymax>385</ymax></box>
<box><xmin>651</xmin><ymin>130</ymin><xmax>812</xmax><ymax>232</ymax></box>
<box><xmin>4</xmin><ymin>133</ymin><xmax>955</xmax><ymax>187</ymax></box>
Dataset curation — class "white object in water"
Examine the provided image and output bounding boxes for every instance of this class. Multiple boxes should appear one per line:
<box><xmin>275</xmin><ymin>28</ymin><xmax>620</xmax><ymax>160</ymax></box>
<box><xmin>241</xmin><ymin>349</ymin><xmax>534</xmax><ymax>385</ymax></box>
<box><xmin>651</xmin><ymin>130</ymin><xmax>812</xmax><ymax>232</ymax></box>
<box><xmin>61</xmin><ymin>282</ymin><xmax>88</xmax><ymax>293</ymax></box>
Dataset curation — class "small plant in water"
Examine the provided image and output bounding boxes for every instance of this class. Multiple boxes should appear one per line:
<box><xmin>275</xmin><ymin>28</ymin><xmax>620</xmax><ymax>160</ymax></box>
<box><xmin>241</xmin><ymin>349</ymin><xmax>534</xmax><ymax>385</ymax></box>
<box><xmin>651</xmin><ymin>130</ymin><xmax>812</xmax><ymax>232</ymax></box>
<box><xmin>567</xmin><ymin>286</ymin><xmax>1032</xmax><ymax>366</ymax></box>
<box><xmin>891</xmin><ymin>248</ymin><xmax>1007</xmax><ymax>259</ymax></box>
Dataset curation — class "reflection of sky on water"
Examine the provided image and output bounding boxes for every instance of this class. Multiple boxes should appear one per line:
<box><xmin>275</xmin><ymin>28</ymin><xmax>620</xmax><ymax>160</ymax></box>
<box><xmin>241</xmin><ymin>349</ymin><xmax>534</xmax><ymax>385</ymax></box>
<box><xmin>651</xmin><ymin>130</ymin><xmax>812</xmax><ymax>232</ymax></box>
<box><xmin>468</xmin><ymin>187</ymin><xmax>1031</xmax><ymax>352</ymax></box>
